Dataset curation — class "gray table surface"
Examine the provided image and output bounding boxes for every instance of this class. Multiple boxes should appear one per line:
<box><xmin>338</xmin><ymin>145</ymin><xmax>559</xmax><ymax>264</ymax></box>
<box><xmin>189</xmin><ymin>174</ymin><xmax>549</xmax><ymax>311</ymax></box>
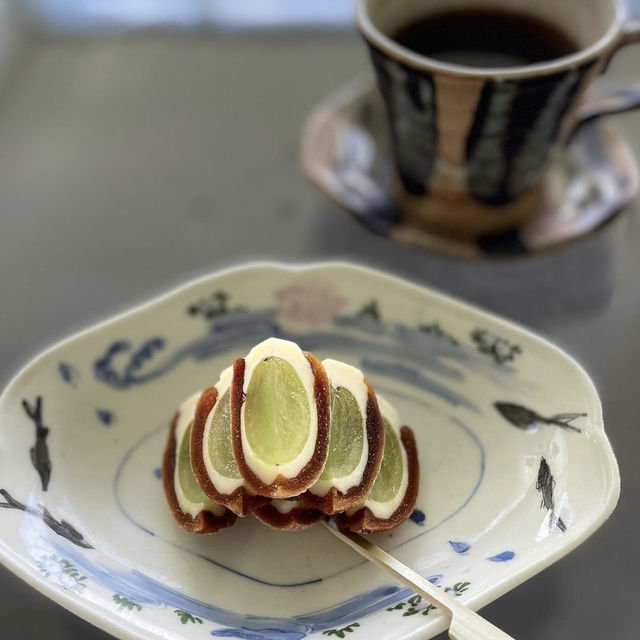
<box><xmin>0</xmin><ymin>31</ymin><xmax>638</xmax><ymax>639</ymax></box>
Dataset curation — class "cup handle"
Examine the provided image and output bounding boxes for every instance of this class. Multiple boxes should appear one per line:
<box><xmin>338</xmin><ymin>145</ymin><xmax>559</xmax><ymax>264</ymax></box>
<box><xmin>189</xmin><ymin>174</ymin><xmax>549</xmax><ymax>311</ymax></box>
<box><xmin>575</xmin><ymin>84</ymin><xmax>640</xmax><ymax>126</ymax></box>
<box><xmin>573</xmin><ymin>14</ymin><xmax>640</xmax><ymax>129</ymax></box>
<box><xmin>619</xmin><ymin>13</ymin><xmax>640</xmax><ymax>46</ymax></box>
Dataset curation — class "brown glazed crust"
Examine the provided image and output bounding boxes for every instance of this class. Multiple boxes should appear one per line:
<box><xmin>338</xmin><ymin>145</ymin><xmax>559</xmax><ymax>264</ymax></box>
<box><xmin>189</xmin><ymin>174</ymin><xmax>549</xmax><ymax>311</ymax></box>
<box><xmin>231</xmin><ymin>352</ymin><xmax>331</xmax><ymax>499</ymax></box>
<box><xmin>253</xmin><ymin>502</ymin><xmax>324</xmax><ymax>531</ymax></box>
<box><xmin>334</xmin><ymin>426</ymin><xmax>419</xmax><ymax>534</ymax></box>
<box><xmin>162</xmin><ymin>409</ymin><xmax>237</xmax><ymax>534</ymax></box>
<box><xmin>301</xmin><ymin>379</ymin><xmax>385</xmax><ymax>514</ymax></box>
<box><xmin>190</xmin><ymin>386</ymin><xmax>269</xmax><ymax>516</ymax></box>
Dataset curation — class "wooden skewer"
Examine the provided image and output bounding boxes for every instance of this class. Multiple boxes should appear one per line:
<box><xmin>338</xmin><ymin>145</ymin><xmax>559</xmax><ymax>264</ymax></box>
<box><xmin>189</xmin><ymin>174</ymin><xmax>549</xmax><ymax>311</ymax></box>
<box><xmin>322</xmin><ymin>521</ymin><xmax>515</xmax><ymax>640</ymax></box>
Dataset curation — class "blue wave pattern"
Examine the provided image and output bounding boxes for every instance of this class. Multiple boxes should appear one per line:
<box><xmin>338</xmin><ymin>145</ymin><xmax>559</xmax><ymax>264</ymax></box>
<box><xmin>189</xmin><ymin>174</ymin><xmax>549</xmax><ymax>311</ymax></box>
<box><xmin>212</xmin><ymin>631</ymin><xmax>305</xmax><ymax>640</ymax></box>
<box><xmin>80</xmin><ymin>302</ymin><xmax>516</xmax><ymax>637</ymax></box>
<box><xmin>22</xmin><ymin>513</ymin><xmax>412</xmax><ymax>639</ymax></box>
<box><xmin>114</xmin><ymin>405</ymin><xmax>483</xmax><ymax>587</ymax></box>
<box><xmin>92</xmin><ymin>307</ymin><xmax>514</xmax><ymax>412</ymax></box>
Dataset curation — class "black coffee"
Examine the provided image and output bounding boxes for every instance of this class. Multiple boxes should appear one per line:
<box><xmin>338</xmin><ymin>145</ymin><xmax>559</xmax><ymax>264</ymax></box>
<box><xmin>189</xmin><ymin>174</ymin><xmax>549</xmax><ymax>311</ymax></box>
<box><xmin>391</xmin><ymin>9</ymin><xmax>578</xmax><ymax>68</ymax></box>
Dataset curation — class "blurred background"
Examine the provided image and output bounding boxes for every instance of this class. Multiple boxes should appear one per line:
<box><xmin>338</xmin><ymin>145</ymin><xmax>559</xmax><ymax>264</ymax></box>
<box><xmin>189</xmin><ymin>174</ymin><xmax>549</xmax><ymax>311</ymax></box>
<box><xmin>1</xmin><ymin>0</ymin><xmax>357</xmax><ymax>91</ymax></box>
<box><xmin>3</xmin><ymin>0</ymin><xmax>356</xmax><ymax>39</ymax></box>
<box><xmin>16</xmin><ymin>0</ymin><xmax>354</xmax><ymax>33</ymax></box>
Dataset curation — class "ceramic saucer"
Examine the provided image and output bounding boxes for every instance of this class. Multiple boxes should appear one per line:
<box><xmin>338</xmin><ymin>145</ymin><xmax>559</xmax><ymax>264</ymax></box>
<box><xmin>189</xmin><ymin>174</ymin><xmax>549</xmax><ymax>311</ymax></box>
<box><xmin>301</xmin><ymin>78</ymin><xmax>638</xmax><ymax>258</ymax></box>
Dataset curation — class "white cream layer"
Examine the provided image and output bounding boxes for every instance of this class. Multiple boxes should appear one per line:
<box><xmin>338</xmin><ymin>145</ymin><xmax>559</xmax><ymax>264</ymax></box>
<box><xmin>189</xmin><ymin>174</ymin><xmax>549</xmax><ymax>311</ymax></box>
<box><xmin>240</xmin><ymin>338</ymin><xmax>320</xmax><ymax>485</ymax></box>
<box><xmin>272</xmin><ymin>499</ymin><xmax>301</xmax><ymax>515</ymax></box>
<box><xmin>173</xmin><ymin>391</ymin><xmax>226</xmax><ymax>518</ymax></box>
<box><xmin>308</xmin><ymin>359</ymin><xmax>369</xmax><ymax>497</ymax></box>
<box><xmin>202</xmin><ymin>366</ymin><xmax>245</xmax><ymax>495</ymax></box>
<box><xmin>351</xmin><ymin>394</ymin><xmax>409</xmax><ymax>521</ymax></box>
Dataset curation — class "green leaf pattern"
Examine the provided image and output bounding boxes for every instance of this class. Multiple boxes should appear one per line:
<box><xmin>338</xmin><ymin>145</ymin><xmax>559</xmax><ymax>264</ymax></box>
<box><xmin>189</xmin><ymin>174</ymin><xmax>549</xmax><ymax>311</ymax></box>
<box><xmin>471</xmin><ymin>328</ymin><xmax>521</xmax><ymax>364</ymax></box>
<box><xmin>323</xmin><ymin>622</ymin><xmax>361</xmax><ymax>637</ymax></box>
<box><xmin>419</xmin><ymin>322</ymin><xmax>459</xmax><ymax>346</ymax></box>
<box><xmin>35</xmin><ymin>554</ymin><xmax>88</xmax><ymax>593</ymax></box>
<box><xmin>187</xmin><ymin>291</ymin><xmax>247</xmax><ymax>320</ymax></box>
<box><xmin>357</xmin><ymin>300</ymin><xmax>381</xmax><ymax>321</ymax></box>
<box><xmin>387</xmin><ymin>582</ymin><xmax>471</xmax><ymax>617</ymax></box>
<box><xmin>112</xmin><ymin>593</ymin><xmax>143</xmax><ymax>612</ymax></box>
<box><xmin>174</xmin><ymin>609</ymin><xmax>203</xmax><ymax>625</ymax></box>
<box><xmin>353</xmin><ymin>300</ymin><xmax>521</xmax><ymax>364</ymax></box>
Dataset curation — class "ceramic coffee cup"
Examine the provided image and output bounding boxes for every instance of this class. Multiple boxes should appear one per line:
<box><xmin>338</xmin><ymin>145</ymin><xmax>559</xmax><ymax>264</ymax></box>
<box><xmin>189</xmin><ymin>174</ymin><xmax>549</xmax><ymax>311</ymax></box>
<box><xmin>357</xmin><ymin>0</ymin><xmax>640</xmax><ymax>237</ymax></box>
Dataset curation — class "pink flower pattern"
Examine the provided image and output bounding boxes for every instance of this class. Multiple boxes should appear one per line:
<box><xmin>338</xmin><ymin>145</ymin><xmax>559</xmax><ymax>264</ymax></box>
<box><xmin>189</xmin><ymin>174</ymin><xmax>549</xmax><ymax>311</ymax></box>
<box><xmin>275</xmin><ymin>280</ymin><xmax>347</xmax><ymax>331</ymax></box>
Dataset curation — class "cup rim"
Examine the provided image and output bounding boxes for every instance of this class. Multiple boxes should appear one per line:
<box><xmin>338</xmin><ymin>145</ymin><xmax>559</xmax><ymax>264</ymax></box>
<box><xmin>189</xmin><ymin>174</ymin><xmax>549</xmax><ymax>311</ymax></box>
<box><xmin>356</xmin><ymin>0</ymin><xmax>626</xmax><ymax>79</ymax></box>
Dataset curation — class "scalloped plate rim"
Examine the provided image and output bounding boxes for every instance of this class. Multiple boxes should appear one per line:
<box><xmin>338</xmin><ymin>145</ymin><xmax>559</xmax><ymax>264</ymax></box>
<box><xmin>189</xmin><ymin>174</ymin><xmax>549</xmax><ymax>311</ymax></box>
<box><xmin>0</xmin><ymin>260</ymin><xmax>621</xmax><ymax>640</ymax></box>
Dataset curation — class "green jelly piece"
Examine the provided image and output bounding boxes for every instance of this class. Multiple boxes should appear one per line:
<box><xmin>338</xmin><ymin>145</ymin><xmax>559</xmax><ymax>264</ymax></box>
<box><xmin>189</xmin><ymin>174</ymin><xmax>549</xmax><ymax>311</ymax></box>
<box><xmin>319</xmin><ymin>385</ymin><xmax>364</xmax><ymax>481</ymax></box>
<box><xmin>368</xmin><ymin>419</ymin><xmax>403</xmax><ymax>503</ymax></box>
<box><xmin>244</xmin><ymin>356</ymin><xmax>310</xmax><ymax>465</ymax></box>
<box><xmin>208</xmin><ymin>390</ymin><xmax>241</xmax><ymax>479</ymax></box>
<box><xmin>178</xmin><ymin>422</ymin><xmax>211</xmax><ymax>504</ymax></box>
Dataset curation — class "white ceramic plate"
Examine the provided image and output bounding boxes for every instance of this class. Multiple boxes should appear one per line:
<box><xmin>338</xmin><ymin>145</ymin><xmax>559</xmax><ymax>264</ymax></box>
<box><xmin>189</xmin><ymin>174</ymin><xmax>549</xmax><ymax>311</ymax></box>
<box><xmin>0</xmin><ymin>262</ymin><xmax>619</xmax><ymax>640</ymax></box>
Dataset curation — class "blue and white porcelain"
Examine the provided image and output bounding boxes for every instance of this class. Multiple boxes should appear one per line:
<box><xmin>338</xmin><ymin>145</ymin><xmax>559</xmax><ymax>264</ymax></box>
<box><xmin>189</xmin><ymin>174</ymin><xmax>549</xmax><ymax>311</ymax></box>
<box><xmin>0</xmin><ymin>263</ymin><xmax>619</xmax><ymax>640</ymax></box>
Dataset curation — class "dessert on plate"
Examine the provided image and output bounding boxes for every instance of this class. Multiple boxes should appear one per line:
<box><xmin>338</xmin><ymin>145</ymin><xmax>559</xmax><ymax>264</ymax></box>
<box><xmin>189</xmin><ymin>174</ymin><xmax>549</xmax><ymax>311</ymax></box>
<box><xmin>163</xmin><ymin>337</ymin><xmax>419</xmax><ymax>533</ymax></box>
<box><xmin>163</xmin><ymin>391</ymin><xmax>237</xmax><ymax>533</ymax></box>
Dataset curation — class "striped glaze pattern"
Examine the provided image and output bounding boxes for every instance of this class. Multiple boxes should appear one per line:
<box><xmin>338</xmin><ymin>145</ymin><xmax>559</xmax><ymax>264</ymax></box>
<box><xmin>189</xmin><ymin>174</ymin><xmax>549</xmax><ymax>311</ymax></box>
<box><xmin>368</xmin><ymin>43</ymin><xmax>599</xmax><ymax>206</ymax></box>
